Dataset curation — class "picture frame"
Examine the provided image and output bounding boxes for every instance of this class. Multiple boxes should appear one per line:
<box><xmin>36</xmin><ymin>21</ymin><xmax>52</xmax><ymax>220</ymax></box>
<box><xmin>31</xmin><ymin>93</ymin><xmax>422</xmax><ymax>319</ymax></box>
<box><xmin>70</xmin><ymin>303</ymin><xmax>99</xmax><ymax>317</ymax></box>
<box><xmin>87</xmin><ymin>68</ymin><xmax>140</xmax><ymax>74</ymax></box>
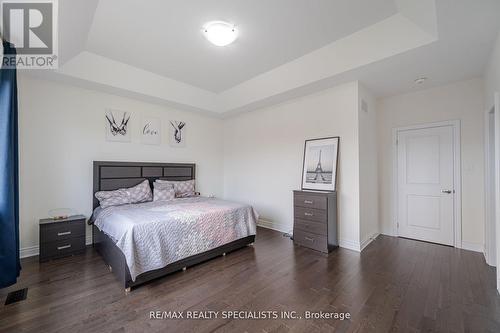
<box><xmin>169</xmin><ymin>120</ymin><xmax>186</xmax><ymax>147</ymax></box>
<box><xmin>141</xmin><ymin>117</ymin><xmax>161</xmax><ymax>145</ymax></box>
<box><xmin>105</xmin><ymin>109</ymin><xmax>131</xmax><ymax>143</ymax></box>
<box><xmin>301</xmin><ymin>136</ymin><xmax>339</xmax><ymax>192</ymax></box>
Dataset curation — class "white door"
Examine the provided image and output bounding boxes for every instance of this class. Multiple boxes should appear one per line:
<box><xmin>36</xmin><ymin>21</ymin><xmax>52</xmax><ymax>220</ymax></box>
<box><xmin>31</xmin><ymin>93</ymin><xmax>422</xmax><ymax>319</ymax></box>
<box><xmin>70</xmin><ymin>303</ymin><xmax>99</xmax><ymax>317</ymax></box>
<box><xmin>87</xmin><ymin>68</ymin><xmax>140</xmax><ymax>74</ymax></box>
<box><xmin>397</xmin><ymin>125</ymin><xmax>455</xmax><ymax>246</ymax></box>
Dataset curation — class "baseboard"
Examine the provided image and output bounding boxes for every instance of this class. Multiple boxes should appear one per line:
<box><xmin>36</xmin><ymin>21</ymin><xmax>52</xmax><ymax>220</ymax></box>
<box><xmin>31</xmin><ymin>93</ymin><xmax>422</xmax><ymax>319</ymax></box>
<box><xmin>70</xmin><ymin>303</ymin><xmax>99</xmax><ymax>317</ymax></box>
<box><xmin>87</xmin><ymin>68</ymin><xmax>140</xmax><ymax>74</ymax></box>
<box><xmin>20</xmin><ymin>235</ymin><xmax>93</xmax><ymax>259</ymax></box>
<box><xmin>338</xmin><ymin>233</ymin><xmax>380</xmax><ymax>253</ymax></box>
<box><xmin>257</xmin><ymin>219</ymin><xmax>290</xmax><ymax>234</ymax></box>
<box><xmin>360</xmin><ymin>233</ymin><xmax>380</xmax><ymax>251</ymax></box>
<box><xmin>461</xmin><ymin>241</ymin><xmax>484</xmax><ymax>254</ymax></box>
<box><xmin>338</xmin><ymin>239</ymin><xmax>361</xmax><ymax>252</ymax></box>
<box><xmin>484</xmin><ymin>251</ymin><xmax>495</xmax><ymax>266</ymax></box>
<box><xmin>20</xmin><ymin>245</ymin><xmax>39</xmax><ymax>258</ymax></box>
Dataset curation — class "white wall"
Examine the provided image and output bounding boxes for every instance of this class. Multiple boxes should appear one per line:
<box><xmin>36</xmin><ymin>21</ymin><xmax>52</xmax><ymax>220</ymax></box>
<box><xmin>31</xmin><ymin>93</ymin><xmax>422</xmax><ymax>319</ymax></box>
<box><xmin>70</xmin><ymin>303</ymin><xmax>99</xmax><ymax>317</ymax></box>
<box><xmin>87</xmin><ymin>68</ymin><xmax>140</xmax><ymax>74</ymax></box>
<box><xmin>377</xmin><ymin>78</ymin><xmax>485</xmax><ymax>249</ymax></box>
<box><xmin>358</xmin><ymin>84</ymin><xmax>379</xmax><ymax>248</ymax></box>
<box><xmin>18</xmin><ymin>72</ymin><xmax>488</xmax><ymax>258</ymax></box>
<box><xmin>484</xmin><ymin>31</ymin><xmax>500</xmax><ymax>108</ymax></box>
<box><xmin>223</xmin><ymin>82</ymin><xmax>362</xmax><ymax>248</ymax></box>
<box><xmin>18</xmin><ymin>76</ymin><xmax>224</xmax><ymax>255</ymax></box>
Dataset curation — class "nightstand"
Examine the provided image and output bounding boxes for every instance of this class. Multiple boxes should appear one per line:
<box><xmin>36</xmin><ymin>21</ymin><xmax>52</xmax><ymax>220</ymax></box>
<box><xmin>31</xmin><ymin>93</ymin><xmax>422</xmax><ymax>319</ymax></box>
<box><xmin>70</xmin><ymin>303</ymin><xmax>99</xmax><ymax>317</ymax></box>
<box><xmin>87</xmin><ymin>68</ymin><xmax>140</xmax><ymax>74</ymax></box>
<box><xmin>39</xmin><ymin>215</ymin><xmax>86</xmax><ymax>262</ymax></box>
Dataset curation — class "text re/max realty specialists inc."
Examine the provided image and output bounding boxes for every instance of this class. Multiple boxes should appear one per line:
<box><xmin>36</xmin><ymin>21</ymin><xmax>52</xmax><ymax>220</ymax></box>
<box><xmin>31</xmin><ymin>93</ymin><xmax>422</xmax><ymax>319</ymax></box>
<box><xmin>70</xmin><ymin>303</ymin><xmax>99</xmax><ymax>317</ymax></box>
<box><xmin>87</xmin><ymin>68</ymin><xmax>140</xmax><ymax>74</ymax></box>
<box><xmin>150</xmin><ymin>310</ymin><xmax>351</xmax><ymax>321</ymax></box>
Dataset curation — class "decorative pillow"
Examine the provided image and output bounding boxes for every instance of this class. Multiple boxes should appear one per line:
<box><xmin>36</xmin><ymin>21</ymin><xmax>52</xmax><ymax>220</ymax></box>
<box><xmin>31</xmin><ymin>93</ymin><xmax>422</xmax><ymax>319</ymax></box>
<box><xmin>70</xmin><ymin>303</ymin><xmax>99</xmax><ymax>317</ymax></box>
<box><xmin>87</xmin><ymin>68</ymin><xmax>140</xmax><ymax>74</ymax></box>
<box><xmin>95</xmin><ymin>188</ymin><xmax>130</xmax><ymax>209</ymax></box>
<box><xmin>155</xmin><ymin>179</ymin><xmax>195</xmax><ymax>195</ymax></box>
<box><xmin>153</xmin><ymin>185</ymin><xmax>176</xmax><ymax>202</ymax></box>
<box><xmin>95</xmin><ymin>179</ymin><xmax>152</xmax><ymax>208</ymax></box>
<box><xmin>175</xmin><ymin>191</ymin><xmax>199</xmax><ymax>198</ymax></box>
<box><xmin>128</xmin><ymin>179</ymin><xmax>153</xmax><ymax>203</ymax></box>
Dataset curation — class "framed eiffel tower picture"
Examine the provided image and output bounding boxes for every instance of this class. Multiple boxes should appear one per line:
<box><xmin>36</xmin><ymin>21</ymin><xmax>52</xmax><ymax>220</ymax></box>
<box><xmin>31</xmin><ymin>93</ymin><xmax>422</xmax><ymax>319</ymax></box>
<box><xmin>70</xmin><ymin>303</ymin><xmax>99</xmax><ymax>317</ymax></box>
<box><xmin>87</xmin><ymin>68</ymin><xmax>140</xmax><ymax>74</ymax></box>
<box><xmin>301</xmin><ymin>136</ymin><xmax>339</xmax><ymax>192</ymax></box>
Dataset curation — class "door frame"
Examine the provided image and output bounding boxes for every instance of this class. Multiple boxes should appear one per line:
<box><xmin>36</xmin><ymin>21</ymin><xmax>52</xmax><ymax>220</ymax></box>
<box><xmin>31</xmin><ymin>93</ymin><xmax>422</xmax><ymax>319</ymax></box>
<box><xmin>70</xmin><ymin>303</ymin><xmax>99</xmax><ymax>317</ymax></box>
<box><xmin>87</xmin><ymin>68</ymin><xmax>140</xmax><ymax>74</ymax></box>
<box><xmin>484</xmin><ymin>92</ymin><xmax>500</xmax><ymax>293</ymax></box>
<box><xmin>484</xmin><ymin>101</ymin><xmax>498</xmax><ymax>266</ymax></box>
<box><xmin>391</xmin><ymin>120</ymin><xmax>462</xmax><ymax>247</ymax></box>
<box><xmin>496</xmin><ymin>92</ymin><xmax>500</xmax><ymax>293</ymax></box>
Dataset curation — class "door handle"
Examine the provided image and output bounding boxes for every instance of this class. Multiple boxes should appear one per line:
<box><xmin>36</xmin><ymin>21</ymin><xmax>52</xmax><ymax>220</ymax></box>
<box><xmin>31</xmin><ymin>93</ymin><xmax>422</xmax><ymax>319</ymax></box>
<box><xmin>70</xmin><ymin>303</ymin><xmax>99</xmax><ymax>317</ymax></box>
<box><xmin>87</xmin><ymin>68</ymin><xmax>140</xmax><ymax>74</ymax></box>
<box><xmin>441</xmin><ymin>190</ymin><xmax>453</xmax><ymax>194</ymax></box>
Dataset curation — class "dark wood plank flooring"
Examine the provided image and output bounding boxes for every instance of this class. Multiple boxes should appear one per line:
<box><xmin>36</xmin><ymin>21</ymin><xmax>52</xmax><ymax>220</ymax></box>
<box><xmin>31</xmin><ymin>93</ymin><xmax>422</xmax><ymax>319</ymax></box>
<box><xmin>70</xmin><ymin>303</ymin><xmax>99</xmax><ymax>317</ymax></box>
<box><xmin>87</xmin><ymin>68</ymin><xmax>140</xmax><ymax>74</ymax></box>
<box><xmin>1</xmin><ymin>227</ymin><xmax>499</xmax><ymax>333</ymax></box>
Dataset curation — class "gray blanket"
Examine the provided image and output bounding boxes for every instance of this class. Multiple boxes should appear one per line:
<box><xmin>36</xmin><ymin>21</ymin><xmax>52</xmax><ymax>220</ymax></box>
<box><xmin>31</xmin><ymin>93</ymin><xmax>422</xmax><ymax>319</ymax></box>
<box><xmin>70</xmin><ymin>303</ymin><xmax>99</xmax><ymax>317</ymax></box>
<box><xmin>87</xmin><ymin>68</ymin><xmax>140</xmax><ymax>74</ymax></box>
<box><xmin>93</xmin><ymin>197</ymin><xmax>258</xmax><ymax>281</ymax></box>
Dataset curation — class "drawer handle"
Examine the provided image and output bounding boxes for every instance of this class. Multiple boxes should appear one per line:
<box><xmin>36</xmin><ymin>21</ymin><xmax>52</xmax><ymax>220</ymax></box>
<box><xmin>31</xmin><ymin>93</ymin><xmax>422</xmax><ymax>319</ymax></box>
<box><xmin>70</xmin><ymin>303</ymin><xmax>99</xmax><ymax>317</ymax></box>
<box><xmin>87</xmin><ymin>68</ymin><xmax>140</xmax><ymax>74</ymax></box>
<box><xmin>57</xmin><ymin>231</ymin><xmax>71</xmax><ymax>236</ymax></box>
<box><xmin>304</xmin><ymin>237</ymin><xmax>314</xmax><ymax>242</ymax></box>
<box><xmin>304</xmin><ymin>212</ymin><xmax>314</xmax><ymax>217</ymax></box>
<box><xmin>57</xmin><ymin>244</ymin><xmax>71</xmax><ymax>250</ymax></box>
<box><xmin>304</xmin><ymin>200</ymin><xmax>314</xmax><ymax>204</ymax></box>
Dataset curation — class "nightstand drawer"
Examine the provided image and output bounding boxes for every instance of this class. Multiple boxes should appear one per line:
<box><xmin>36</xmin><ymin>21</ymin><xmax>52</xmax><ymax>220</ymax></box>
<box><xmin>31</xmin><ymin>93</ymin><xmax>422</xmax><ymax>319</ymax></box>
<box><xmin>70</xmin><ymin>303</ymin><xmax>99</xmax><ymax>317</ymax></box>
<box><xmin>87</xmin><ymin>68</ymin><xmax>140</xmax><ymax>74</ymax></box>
<box><xmin>294</xmin><ymin>230</ymin><xmax>327</xmax><ymax>253</ymax></box>
<box><xmin>39</xmin><ymin>237</ymin><xmax>86</xmax><ymax>261</ymax></box>
<box><xmin>40</xmin><ymin>220</ymin><xmax>85</xmax><ymax>243</ymax></box>
<box><xmin>294</xmin><ymin>194</ymin><xmax>327</xmax><ymax>210</ymax></box>
<box><xmin>294</xmin><ymin>206</ymin><xmax>327</xmax><ymax>222</ymax></box>
<box><xmin>294</xmin><ymin>218</ymin><xmax>327</xmax><ymax>236</ymax></box>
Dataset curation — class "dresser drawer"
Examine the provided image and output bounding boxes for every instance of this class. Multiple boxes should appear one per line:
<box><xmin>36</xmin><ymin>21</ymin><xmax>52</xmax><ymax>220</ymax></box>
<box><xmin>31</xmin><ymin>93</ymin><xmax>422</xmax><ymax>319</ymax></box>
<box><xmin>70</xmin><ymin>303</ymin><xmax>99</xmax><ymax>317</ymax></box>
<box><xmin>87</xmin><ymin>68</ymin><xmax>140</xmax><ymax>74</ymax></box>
<box><xmin>40</xmin><ymin>236</ymin><xmax>86</xmax><ymax>261</ymax></box>
<box><xmin>40</xmin><ymin>220</ymin><xmax>85</xmax><ymax>243</ymax></box>
<box><xmin>294</xmin><ymin>206</ymin><xmax>327</xmax><ymax>222</ymax></box>
<box><xmin>294</xmin><ymin>230</ymin><xmax>327</xmax><ymax>253</ymax></box>
<box><xmin>294</xmin><ymin>193</ymin><xmax>327</xmax><ymax>210</ymax></box>
<box><xmin>294</xmin><ymin>218</ymin><xmax>327</xmax><ymax>236</ymax></box>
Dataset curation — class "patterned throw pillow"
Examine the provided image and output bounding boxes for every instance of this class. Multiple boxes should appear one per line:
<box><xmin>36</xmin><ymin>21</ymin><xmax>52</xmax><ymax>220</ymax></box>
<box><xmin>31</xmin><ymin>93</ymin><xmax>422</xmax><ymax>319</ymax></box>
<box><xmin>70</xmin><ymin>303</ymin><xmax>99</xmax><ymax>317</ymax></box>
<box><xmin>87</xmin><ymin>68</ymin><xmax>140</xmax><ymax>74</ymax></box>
<box><xmin>128</xmin><ymin>179</ymin><xmax>153</xmax><ymax>203</ymax></box>
<box><xmin>155</xmin><ymin>179</ymin><xmax>195</xmax><ymax>195</ymax></box>
<box><xmin>95</xmin><ymin>179</ymin><xmax>152</xmax><ymax>208</ymax></box>
<box><xmin>153</xmin><ymin>184</ymin><xmax>176</xmax><ymax>202</ymax></box>
<box><xmin>95</xmin><ymin>188</ymin><xmax>130</xmax><ymax>209</ymax></box>
<box><xmin>175</xmin><ymin>191</ymin><xmax>198</xmax><ymax>198</ymax></box>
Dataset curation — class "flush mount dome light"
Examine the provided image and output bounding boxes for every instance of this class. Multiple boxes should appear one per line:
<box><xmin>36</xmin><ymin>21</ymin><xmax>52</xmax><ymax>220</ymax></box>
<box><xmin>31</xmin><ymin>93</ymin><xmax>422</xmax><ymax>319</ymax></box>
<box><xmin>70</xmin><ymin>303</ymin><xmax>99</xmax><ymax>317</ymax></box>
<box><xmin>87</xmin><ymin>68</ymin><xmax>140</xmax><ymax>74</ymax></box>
<box><xmin>203</xmin><ymin>21</ymin><xmax>238</xmax><ymax>46</ymax></box>
<box><xmin>414</xmin><ymin>77</ymin><xmax>427</xmax><ymax>85</ymax></box>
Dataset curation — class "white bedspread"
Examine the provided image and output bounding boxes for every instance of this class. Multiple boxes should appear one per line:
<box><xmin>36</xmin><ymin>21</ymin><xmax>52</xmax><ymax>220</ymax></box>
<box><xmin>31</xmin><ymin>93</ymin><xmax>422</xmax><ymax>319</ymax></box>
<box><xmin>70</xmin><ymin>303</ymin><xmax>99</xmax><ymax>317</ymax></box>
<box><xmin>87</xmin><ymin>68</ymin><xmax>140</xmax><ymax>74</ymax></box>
<box><xmin>93</xmin><ymin>197</ymin><xmax>258</xmax><ymax>281</ymax></box>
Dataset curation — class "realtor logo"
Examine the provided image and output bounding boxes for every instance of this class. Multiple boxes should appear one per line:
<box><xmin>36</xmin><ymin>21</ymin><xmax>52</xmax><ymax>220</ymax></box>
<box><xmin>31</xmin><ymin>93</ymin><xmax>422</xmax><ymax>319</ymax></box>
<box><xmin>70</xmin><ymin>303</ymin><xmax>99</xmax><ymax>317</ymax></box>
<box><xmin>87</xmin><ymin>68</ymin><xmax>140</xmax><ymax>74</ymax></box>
<box><xmin>1</xmin><ymin>0</ymin><xmax>58</xmax><ymax>69</ymax></box>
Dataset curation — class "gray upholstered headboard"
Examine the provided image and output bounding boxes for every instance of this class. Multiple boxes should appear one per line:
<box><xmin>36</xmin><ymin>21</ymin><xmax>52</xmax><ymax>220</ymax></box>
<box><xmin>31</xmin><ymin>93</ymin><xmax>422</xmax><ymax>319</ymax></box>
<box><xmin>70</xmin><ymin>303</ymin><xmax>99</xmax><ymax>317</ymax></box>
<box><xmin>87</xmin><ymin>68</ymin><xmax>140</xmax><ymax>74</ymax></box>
<box><xmin>92</xmin><ymin>161</ymin><xmax>196</xmax><ymax>210</ymax></box>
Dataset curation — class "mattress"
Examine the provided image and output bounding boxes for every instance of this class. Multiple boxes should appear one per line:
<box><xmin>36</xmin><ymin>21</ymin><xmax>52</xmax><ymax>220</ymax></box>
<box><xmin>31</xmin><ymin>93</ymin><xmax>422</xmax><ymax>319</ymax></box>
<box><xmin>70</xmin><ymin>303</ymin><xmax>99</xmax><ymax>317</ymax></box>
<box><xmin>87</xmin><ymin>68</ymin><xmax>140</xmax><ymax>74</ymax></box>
<box><xmin>92</xmin><ymin>196</ymin><xmax>258</xmax><ymax>281</ymax></box>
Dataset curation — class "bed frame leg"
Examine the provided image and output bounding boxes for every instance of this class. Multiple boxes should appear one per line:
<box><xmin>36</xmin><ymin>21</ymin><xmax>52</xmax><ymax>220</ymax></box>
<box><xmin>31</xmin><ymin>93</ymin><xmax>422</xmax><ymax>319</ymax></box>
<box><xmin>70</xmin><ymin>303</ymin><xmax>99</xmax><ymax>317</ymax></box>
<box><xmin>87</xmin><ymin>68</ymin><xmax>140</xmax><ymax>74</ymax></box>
<box><xmin>125</xmin><ymin>287</ymin><xmax>131</xmax><ymax>294</ymax></box>
<box><xmin>222</xmin><ymin>252</ymin><xmax>226</xmax><ymax>256</ymax></box>
<box><xmin>248</xmin><ymin>243</ymin><xmax>254</xmax><ymax>246</ymax></box>
<box><xmin>182</xmin><ymin>267</ymin><xmax>187</xmax><ymax>271</ymax></box>
<box><xmin>108</xmin><ymin>265</ymin><xmax>113</xmax><ymax>272</ymax></box>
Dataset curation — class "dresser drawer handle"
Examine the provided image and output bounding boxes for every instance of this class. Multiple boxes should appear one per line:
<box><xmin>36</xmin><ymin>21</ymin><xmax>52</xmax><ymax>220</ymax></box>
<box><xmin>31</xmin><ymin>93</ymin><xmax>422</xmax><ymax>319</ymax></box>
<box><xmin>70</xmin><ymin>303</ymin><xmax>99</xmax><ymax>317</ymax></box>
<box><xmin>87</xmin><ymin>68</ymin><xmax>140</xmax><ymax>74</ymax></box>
<box><xmin>304</xmin><ymin>237</ymin><xmax>314</xmax><ymax>242</ymax></box>
<box><xmin>304</xmin><ymin>212</ymin><xmax>314</xmax><ymax>217</ymax></box>
<box><xmin>57</xmin><ymin>231</ymin><xmax>71</xmax><ymax>236</ymax></box>
<box><xmin>304</xmin><ymin>200</ymin><xmax>313</xmax><ymax>204</ymax></box>
<box><xmin>57</xmin><ymin>245</ymin><xmax>71</xmax><ymax>250</ymax></box>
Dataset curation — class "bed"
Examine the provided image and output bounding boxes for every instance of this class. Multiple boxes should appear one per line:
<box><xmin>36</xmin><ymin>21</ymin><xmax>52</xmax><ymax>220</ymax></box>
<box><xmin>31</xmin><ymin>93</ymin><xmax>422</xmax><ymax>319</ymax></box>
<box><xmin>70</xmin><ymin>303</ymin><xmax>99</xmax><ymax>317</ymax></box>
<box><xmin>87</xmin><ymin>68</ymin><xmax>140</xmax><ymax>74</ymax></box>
<box><xmin>90</xmin><ymin>161</ymin><xmax>257</xmax><ymax>292</ymax></box>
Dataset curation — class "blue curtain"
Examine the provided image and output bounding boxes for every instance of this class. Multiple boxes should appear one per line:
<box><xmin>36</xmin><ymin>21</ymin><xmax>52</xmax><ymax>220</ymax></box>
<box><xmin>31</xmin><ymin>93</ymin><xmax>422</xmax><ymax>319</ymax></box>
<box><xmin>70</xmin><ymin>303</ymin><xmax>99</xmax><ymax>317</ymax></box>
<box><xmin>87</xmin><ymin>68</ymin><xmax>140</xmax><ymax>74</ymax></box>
<box><xmin>0</xmin><ymin>41</ymin><xmax>20</xmax><ymax>288</ymax></box>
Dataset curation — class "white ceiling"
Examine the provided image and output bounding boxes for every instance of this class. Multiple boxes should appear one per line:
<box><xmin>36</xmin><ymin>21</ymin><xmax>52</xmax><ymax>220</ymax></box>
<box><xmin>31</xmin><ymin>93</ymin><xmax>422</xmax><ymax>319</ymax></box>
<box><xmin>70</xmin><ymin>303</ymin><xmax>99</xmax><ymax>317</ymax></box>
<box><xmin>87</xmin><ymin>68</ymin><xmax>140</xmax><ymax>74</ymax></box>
<box><xmin>302</xmin><ymin>0</ymin><xmax>500</xmax><ymax>99</ymax></box>
<box><xmin>86</xmin><ymin>0</ymin><xmax>397</xmax><ymax>92</ymax></box>
<box><xmin>24</xmin><ymin>0</ymin><xmax>500</xmax><ymax>115</ymax></box>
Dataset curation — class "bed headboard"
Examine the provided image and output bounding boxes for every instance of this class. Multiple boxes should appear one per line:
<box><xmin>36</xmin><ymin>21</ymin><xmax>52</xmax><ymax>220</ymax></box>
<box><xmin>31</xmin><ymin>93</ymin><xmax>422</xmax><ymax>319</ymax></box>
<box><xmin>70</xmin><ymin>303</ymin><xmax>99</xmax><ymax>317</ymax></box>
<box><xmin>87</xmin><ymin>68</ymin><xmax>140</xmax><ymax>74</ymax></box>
<box><xmin>92</xmin><ymin>161</ymin><xmax>196</xmax><ymax>210</ymax></box>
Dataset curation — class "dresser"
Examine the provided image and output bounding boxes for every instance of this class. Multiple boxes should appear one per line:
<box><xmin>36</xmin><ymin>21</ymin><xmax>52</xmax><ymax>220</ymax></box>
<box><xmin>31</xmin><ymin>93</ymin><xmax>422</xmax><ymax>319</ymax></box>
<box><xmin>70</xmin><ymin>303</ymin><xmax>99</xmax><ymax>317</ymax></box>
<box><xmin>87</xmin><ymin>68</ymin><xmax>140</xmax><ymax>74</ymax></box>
<box><xmin>39</xmin><ymin>215</ymin><xmax>86</xmax><ymax>262</ymax></box>
<box><xmin>293</xmin><ymin>190</ymin><xmax>338</xmax><ymax>253</ymax></box>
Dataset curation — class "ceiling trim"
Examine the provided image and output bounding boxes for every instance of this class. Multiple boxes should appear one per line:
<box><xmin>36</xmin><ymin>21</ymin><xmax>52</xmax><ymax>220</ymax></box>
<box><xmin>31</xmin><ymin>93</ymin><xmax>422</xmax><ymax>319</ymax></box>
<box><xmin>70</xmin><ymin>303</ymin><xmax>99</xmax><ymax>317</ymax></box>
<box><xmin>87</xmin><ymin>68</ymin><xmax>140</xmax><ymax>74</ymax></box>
<box><xmin>31</xmin><ymin>0</ymin><xmax>440</xmax><ymax>115</ymax></box>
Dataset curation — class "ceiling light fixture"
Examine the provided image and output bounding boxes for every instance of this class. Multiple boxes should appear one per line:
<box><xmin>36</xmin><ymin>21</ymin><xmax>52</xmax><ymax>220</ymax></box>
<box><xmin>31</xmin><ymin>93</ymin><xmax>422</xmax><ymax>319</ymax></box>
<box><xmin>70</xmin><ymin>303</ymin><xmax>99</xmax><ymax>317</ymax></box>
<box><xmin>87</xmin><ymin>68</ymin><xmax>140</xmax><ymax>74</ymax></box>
<box><xmin>414</xmin><ymin>77</ymin><xmax>427</xmax><ymax>85</ymax></box>
<box><xmin>203</xmin><ymin>21</ymin><xmax>238</xmax><ymax>47</ymax></box>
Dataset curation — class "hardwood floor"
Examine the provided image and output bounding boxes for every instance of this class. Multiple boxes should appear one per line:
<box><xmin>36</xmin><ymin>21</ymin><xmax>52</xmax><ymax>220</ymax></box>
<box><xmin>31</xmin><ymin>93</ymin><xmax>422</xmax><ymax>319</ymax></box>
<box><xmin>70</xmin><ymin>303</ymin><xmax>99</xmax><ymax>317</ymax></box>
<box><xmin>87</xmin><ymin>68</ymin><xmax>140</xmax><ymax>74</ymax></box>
<box><xmin>1</xmin><ymin>227</ymin><xmax>499</xmax><ymax>333</ymax></box>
